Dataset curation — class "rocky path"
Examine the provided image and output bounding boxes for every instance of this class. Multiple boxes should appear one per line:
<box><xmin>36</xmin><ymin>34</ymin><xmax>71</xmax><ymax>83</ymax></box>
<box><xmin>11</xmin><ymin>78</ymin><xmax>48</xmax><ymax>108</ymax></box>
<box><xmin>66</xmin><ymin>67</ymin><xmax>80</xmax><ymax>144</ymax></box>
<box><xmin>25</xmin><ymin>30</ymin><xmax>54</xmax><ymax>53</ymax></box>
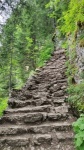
<box><xmin>0</xmin><ymin>49</ymin><xmax>76</xmax><ymax>150</ymax></box>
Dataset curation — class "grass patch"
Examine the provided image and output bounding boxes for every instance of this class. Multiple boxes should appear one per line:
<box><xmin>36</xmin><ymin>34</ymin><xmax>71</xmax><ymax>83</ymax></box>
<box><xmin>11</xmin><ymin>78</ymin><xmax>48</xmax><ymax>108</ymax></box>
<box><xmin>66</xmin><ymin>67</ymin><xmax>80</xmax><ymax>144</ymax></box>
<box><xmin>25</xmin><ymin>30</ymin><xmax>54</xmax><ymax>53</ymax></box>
<box><xmin>0</xmin><ymin>97</ymin><xmax>8</xmax><ymax>117</ymax></box>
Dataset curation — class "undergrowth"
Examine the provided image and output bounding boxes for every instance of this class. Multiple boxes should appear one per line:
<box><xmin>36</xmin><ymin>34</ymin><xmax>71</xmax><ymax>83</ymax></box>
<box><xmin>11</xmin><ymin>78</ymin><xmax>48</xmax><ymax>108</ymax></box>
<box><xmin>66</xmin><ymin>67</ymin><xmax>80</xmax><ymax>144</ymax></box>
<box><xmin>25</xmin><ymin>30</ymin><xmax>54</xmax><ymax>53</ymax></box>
<box><xmin>37</xmin><ymin>36</ymin><xmax>54</xmax><ymax>67</ymax></box>
<box><xmin>64</xmin><ymin>40</ymin><xmax>84</xmax><ymax>112</ymax></box>
<box><xmin>67</xmin><ymin>83</ymin><xmax>84</xmax><ymax>112</ymax></box>
<box><xmin>73</xmin><ymin>114</ymin><xmax>84</xmax><ymax>150</ymax></box>
<box><xmin>64</xmin><ymin>40</ymin><xmax>84</xmax><ymax>150</ymax></box>
<box><xmin>0</xmin><ymin>97</ymin><xmax>8</xmax><ymax>117</ymax></box>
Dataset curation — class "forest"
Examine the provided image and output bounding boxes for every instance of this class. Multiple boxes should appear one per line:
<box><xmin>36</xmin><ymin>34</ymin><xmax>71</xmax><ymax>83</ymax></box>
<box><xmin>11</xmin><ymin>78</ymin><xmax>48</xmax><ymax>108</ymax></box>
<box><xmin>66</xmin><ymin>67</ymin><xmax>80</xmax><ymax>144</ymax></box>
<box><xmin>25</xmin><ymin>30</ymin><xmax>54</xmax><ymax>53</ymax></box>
<box><xmin>0</xmin><ymin>0</ymin><xmax>84</xmax><ymax>149</ymax></box>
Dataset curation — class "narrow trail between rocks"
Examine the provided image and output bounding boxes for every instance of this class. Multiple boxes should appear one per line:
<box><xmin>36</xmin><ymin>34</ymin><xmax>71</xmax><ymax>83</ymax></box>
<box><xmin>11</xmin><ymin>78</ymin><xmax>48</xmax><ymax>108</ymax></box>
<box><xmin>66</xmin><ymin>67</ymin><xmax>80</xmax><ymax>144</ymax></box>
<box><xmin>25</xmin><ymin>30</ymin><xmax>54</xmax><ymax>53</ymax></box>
<box><xmin>0</xmin><ymin>49</ymin><xmax>76</xmax><ymax>150</ymax></box>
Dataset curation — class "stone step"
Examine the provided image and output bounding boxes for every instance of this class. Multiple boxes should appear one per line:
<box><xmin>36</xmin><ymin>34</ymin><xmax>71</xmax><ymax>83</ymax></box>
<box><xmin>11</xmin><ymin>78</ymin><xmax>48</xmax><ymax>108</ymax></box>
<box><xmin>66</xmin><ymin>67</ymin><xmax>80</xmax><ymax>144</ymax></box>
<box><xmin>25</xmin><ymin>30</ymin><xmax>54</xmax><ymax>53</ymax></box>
<box><xmin>52</xmin><ymin>90</ymin><xmax>65</xmax><ymax>97</ymax></box>
<box><xmin>33</xmin><ymin>134</ymin><xmax>52</xmax><ymax>146</ymax></box>
<box><xmin>8</xmin><ymin>99</ymin><xmax>35</xmax><ymax>108</ymax></box>
<box><xmin>47</xmin><ymin>63</ymin><xmax>66</xmax><ymax>69</ymax></box>
<box><xmin>0</xmin><ymin>112</ymin><xmax>47</xmax><ymax>124</ymax></box>
<box><xmin>0</xmin><ymin>121</ymin><xmax>73</xmax><ymax>136</ymax></box>
<box><xmin>5</xmin><ymin>105</ymin><xmax>51</xmax><ymax>114</ymax></box>
<box><xmin>47</xmin><ymin>112</ymin><xmax>68</xmax><ymax>121</ymax></box>
<box><xmin>0</xmin><ymin>134</ymin><xmax>52</xmax><ymax>149</ymax></box>
<box><xmin>48</xmin><ymin>84</ymin><xmax>67</xmax><ymax>92</ymax></box>
<box><xmin>48</xmin><ymin>79</ymin><xmax>67</xmax><ymax>86</ymax></box>
<box><xmin>5</xmin><ymin>105</ymin><xmax>68</xmax><ymax>115</ymax></box>
<box><xmin>41</xmin><ymin>67</ymin><xmax>66</xmax><ymax>74</ymax></box>
<box><xmin>54</xmin><ymin>105</ymin><xmax>68</xmax><ymax>113</ymax></box>
<box><xmin>38</xmin><ymin>73</ymin><xmax>66</xmax><ymax>81</ymax></box>
<box><xmin>0</xmin><ymin>133</ymin><xmax>74</xmax><ymax>150</ymax></box>
<box><xmin>56</xmin><ymin>131</ymin><xmax>74</xmax><ymax>142</ymax></box>
<box><xmin>54</xmin><ymin>143</ymin><xmax>75</xmax><ymax>150</ymax></box>
<box><xmin>8</xmin><ymin>97</ymin><xmax>66</xmax><ymax>109</ymax></box>
<box><xmin>0</xmin><ymin>111</ymin><xmax>69</xmax><ymax>125</ymax></box>
<box><xmin>0</xmin><ymin>136</ymin><xmax>30</xmax><ymax>148</ymax></box>
<box><xmin>54</xmin><ymin>49</ymin><xmax>65</xmax><ymax>54</ymax></box>
<box><xmin>8</xmin><ymin>98</ymin><xmax>53</xmax><ymax>108</ymax></box>
<box><xmin>53</xmin><ymin>99</ymin><xmax>65</xmax><ymax>106</ymax></box>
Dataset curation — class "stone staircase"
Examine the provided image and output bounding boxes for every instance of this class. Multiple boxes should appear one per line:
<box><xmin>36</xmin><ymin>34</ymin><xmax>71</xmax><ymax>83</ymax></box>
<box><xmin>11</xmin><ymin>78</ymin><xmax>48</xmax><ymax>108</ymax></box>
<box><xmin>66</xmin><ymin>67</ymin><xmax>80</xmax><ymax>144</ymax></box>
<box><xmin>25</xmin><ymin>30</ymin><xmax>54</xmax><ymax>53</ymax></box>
<box><xmin>0</xmin><ymin>49</ymin><xmax>76</xmax><ymax>150</ymax></box>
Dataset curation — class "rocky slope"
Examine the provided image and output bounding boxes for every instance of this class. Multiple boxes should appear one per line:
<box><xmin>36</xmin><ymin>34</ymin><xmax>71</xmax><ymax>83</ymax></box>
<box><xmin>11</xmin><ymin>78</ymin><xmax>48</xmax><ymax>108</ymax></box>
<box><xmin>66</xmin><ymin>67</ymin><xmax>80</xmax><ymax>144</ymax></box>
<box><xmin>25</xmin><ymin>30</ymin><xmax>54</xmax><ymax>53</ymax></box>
<box><xmin>0</xmin><ymin>49</ymin><xmax>76</xmax><ymax>150</ymax></box>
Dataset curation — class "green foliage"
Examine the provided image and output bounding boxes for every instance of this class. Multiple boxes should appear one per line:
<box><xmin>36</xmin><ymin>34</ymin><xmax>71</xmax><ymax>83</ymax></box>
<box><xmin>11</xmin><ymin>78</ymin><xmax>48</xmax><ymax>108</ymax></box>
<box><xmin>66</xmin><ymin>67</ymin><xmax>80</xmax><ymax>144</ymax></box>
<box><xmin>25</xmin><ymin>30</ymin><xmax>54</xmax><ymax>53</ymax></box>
<box><xmin>67</xmin><ymin>83</ymin><xmax>84</xmax><ymax>111</ymax></box>
<box><xmin>61</xmin><ymin>0</ymin><xmax>84</xmax><ymax>33</ymax></box>
<box><xmin>37</xmin><ymin>36</ymin><xmax>54</xmax><ymax>67</ymax></box>
<box><xmin>73</xmin><ymin>114</ymin><xmax>84</xmax><ymax>150</ymax></box>
<box><xmin>0</xmin><ymin>0</ymin><xmax>54</xmax><ymax>97</ymax></box>
<box><xmin>0</xmin><ymin>98</ymin><xmax>8</xmax><ymax>116</ymax></box>
<box><xmin>61</xmin><ymin>1</ymin><xmax>84</xmax><ymax>147</ymax></box>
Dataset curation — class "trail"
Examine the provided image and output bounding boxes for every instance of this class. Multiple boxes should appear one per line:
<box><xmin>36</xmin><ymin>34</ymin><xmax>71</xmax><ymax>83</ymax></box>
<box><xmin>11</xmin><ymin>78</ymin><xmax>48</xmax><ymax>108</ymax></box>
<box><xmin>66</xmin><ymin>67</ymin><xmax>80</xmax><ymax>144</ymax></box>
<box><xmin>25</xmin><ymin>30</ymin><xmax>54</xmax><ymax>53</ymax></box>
<box><xmin>0</xmin><ymin>49</ymin><xmax>76</xmax><ymax>150</ymax></box>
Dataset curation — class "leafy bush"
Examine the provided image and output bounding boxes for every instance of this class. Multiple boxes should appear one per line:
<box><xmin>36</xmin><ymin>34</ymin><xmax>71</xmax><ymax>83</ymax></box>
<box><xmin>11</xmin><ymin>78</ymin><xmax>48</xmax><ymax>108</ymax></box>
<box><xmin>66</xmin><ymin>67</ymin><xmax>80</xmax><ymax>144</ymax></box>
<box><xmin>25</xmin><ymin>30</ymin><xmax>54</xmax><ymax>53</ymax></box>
<box><xmin>73</xmin><ymin>114</ymin><xmax>84</xmax><ymax>150</ymax></box>
<box><xmin>67</xmin><ymin>84</ymin><xmax>84</xmax><ymax>112</ymax></box>
<box><xmin>0</xmin><ymin>98</ymin><xmax>8</xmax><ymax>117</ymax></box>
<box><xmin>61</xmin><ymin>0</ymin><xmax>84</xmax><ymax>34</ymax></box>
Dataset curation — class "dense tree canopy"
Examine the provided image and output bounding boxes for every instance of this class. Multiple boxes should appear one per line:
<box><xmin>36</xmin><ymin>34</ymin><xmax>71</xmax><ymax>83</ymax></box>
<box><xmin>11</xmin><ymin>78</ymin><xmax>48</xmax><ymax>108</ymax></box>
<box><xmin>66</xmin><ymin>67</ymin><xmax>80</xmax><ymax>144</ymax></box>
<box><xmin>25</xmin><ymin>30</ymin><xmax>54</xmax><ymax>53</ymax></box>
<box><xmin>0</xmin><ymin>1</ymin><xmax>84</xmax><ymax>149</ymax></box>
<box><xmin>0</xmin><ymin>0</ymin><xmax>54</xmax><ymax>96</ymax></box>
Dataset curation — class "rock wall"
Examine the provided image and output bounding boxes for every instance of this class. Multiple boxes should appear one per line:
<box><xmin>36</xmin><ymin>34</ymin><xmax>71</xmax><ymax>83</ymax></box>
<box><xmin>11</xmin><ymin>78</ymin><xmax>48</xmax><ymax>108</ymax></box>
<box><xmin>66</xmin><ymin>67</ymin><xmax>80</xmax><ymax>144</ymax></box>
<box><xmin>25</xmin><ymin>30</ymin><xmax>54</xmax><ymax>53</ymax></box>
<box><xmin>67</xmin><ymin>31</ymin><xmax>84</xmax><ymax>83</ymax></box>
<box><xmin>75</xmin><ymin>45</ymin><xmax>84</xmax><ymax>83</ymax></box>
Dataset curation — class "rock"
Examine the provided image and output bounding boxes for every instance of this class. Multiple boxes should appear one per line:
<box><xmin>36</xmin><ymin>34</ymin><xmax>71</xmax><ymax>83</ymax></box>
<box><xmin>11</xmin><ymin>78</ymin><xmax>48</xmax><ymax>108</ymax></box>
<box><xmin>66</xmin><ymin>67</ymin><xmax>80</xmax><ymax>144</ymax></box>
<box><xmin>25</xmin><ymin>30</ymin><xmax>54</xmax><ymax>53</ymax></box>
<box><xmin>33</xmin><ymin>134</ymin><xmax>52</xmax><ymax>145</ymax></box>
